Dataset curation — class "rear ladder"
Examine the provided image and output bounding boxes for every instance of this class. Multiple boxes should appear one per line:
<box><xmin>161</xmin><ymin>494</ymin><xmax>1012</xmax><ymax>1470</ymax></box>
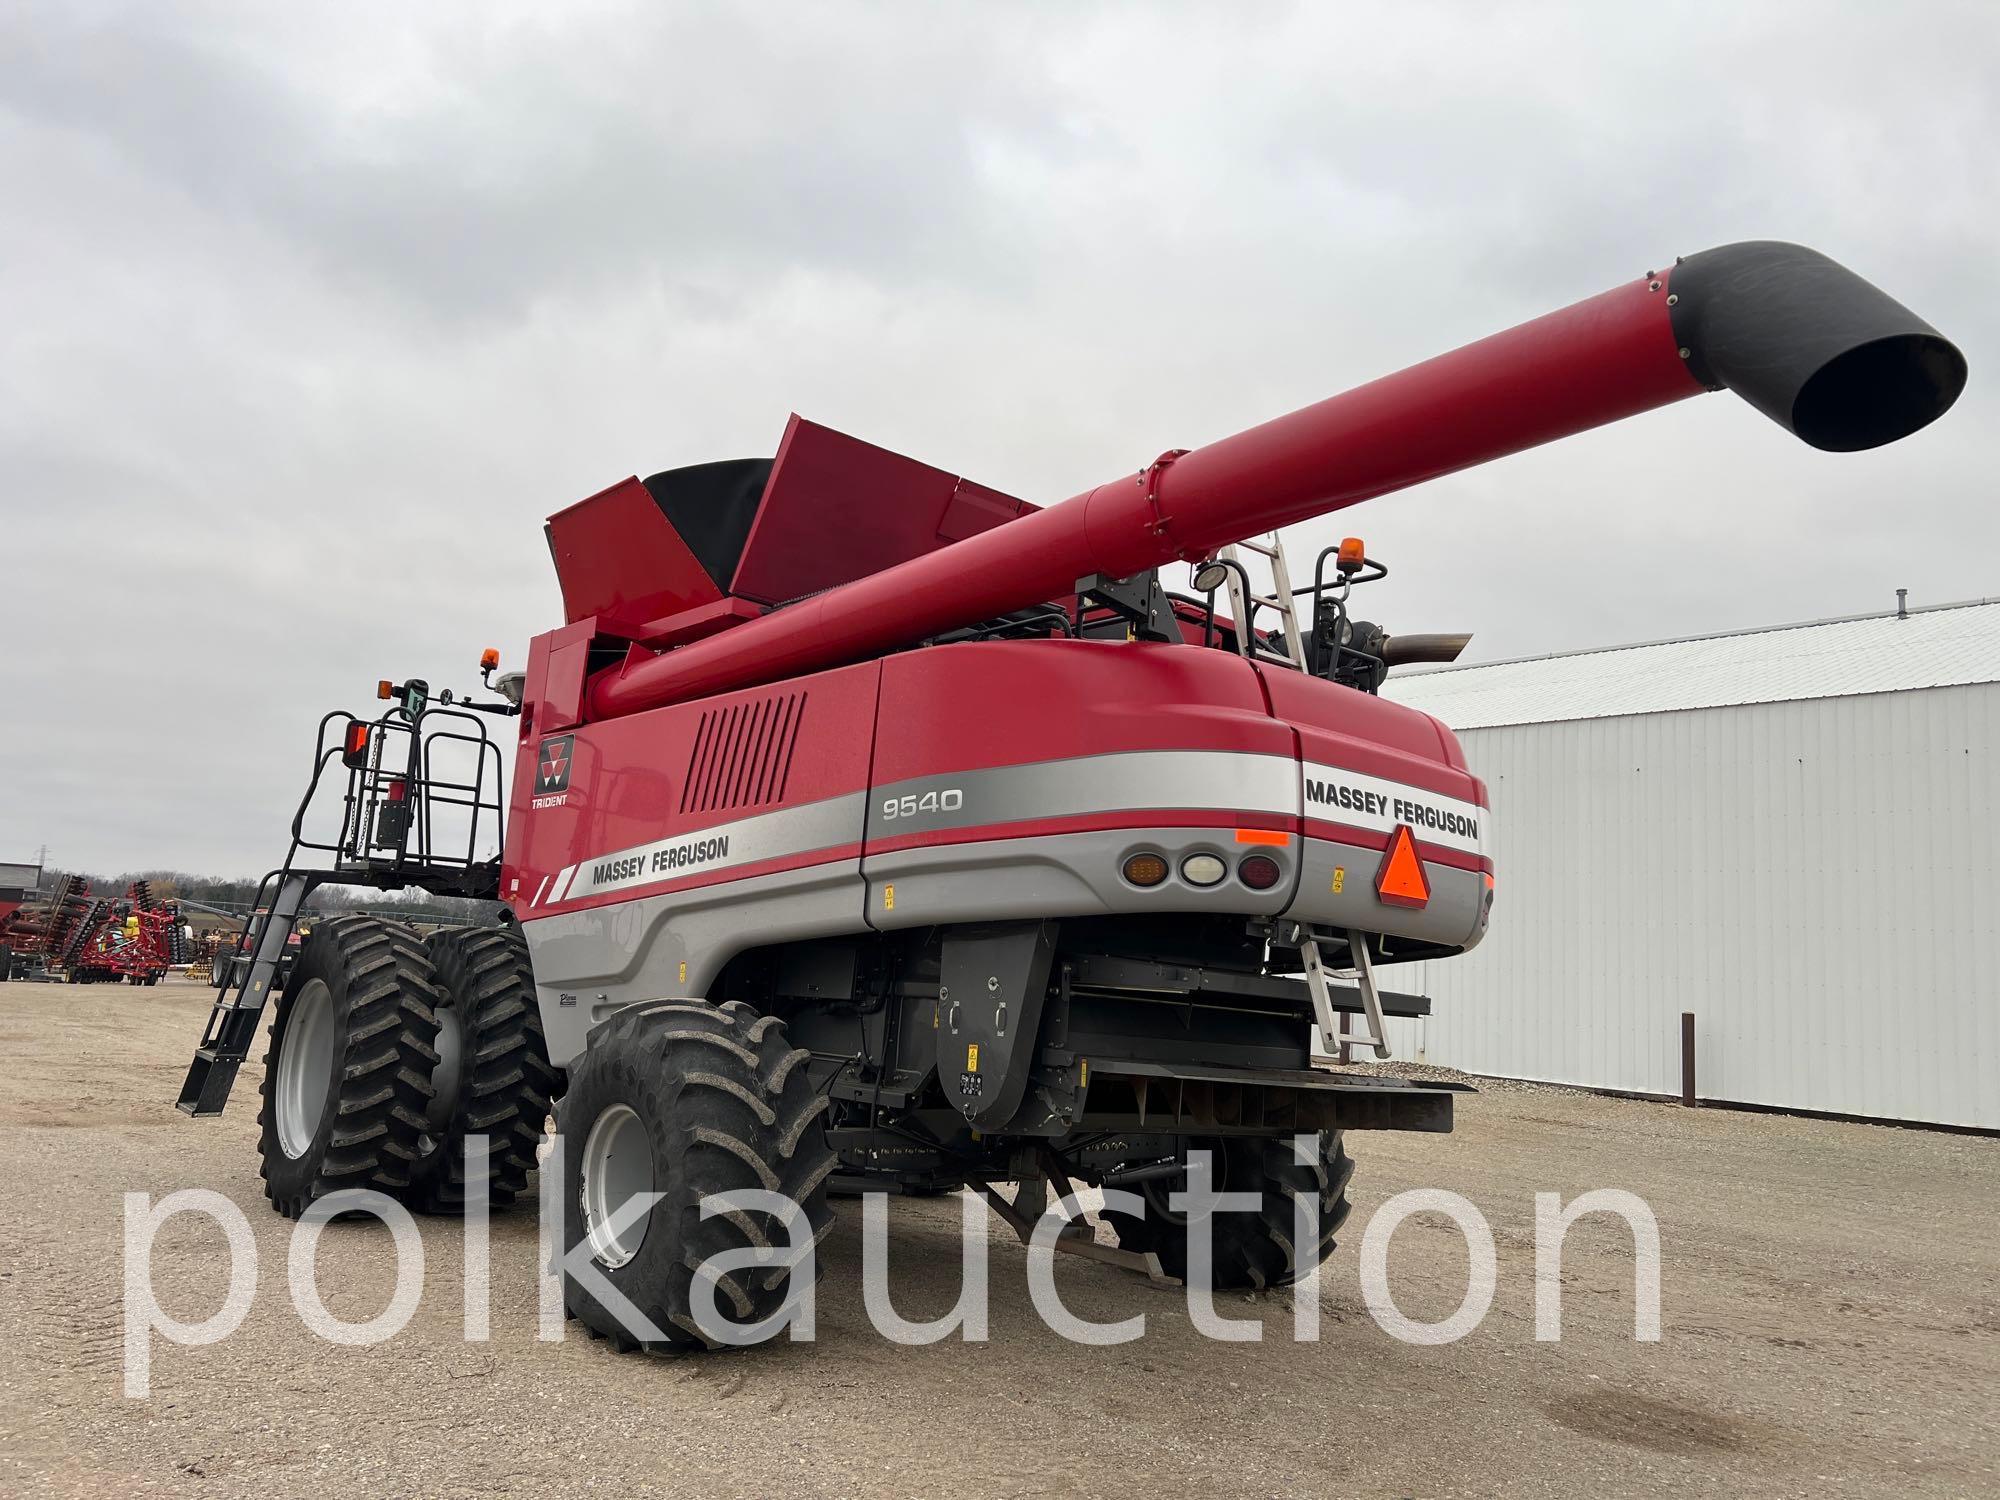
<box><xmin>175</xmin><ymin>872</ymin><xmax>317</xmax><ymax>1116</ymax></box>
<box><xmin>1291</xmin><ymin>925</ymin><xmax>1392</xmax><ymax>1061</ymax></box>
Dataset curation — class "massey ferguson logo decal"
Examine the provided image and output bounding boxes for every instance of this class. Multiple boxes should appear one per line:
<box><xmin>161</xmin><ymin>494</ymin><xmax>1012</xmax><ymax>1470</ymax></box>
<box><xmin>1305</xmin><ymin>777</ymin><xmax>1479</xmax><ymax>840</ymax></box>
<box><xmin>537</xmin><ymin>735</ymin><xmax>573</xmax><ymax>792</ymax></box>
<box><xmin>532</xmin><ymin>735</ymin><xmax>574</xmax><ymax>809</ymax></box>
<box><xmin>1302</xmin><ymin>768</ymin><xmax>1484</xmax><ymax>851</ymax></box>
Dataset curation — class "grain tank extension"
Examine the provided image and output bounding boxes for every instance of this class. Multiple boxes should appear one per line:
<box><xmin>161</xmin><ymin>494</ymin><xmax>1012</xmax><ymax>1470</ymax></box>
<box><xmin>178</xmin><ymin>242</ymin><xmax>1964</xmax><ymax>1351</ymax></box>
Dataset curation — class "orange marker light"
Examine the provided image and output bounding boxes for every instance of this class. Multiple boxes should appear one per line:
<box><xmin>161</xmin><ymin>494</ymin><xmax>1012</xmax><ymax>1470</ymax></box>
<box><xmin>1234</xmin><ymin>828</ymin><xmax>1291</xmax><ymax>847</ymax></box>
<box><xmin>480</xmin><ymin>648</ymin><xmax>500</xmax><ymax>670</ymax></box>
<box><xmin>1337</xmin><ymin>536</ymin><xmax>1367</xmax><ymax>574</ymax></box>
<box><xmin>377</xmin><ymin>680</ymin><xmax>395</xmax><ymax>700</ymax></box>
<box><xmin>1375</xmin><ymin>824</ymin><xmax>1431</xmax><ymax>909</ymax></box>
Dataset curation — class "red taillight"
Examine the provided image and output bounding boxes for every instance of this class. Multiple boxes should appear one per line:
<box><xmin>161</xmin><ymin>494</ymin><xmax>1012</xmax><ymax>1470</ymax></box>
<box><xmin>1238</xmin><ymin>854</ymin><xmax>1282</xmax><ymax>890</ymax></box>
<box><xmin>387</xmin><ymin>777</ymin><xmax>408</xmax><ymax>803</ymax></box>
<box><xmin>342</xmin><ymin>722</ymin><xmax>371</xmax><ymax>769</ymax></box>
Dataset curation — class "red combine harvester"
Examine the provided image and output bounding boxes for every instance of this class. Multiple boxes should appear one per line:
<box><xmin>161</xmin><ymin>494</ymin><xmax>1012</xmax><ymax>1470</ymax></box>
<box><xmin>4</xmin><ymin>876</ymin><xmax>187</xmax><ymax>984</ymax></box>
<box><xmin>178</xmin><ymin>242</ymin><xmax>1964</xmax><ymax>1349</ymax></box>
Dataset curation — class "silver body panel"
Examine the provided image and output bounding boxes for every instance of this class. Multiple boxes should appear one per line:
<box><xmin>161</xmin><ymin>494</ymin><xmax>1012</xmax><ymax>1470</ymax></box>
<box><xmin>523</xmin><ymin>860</ymin><xmax>863</xmax><ymax>1067</ymax></box>
<box><xmin>1285</xmin><ymin>835</ymin><xmax>1488</xmax><ymax>950</ymax></box>
<box><xmin>523</xmin><ymin>821</ymin><xmax>1487</xmax><ymax>1069</ymax></box>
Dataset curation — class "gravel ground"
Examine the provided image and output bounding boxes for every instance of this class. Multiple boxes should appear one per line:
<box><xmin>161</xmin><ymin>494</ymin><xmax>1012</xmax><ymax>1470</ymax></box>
<box><xmin>1</xmin><ymin>976</ymin><xmax>1995</xmax><ymax>1498</ymax></box>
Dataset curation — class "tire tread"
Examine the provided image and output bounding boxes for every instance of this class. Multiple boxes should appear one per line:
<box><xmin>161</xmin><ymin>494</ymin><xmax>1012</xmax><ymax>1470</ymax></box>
<box><xmin>257</xmin><ymin>915</ymin><xmax>442</xmax><ymax>1218</ymax></box>
<box><xmin>402</xmin><ymin>926</ymin><xmax>558</xmax><ymax>1215</ymax></box>
<box><xmin>1102</xmin><ymin>1131</ymin><xmax>1355</xmax><ymax>1290</ymax></box>
<box><xmin>559</xmin><ymin>1001</ymin><xmax>836</xmax><ymax>1353</ymax></box>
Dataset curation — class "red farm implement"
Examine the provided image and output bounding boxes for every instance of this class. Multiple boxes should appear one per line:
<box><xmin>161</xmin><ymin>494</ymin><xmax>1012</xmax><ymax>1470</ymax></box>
<box><xmin>2</xmin><ymin>876</ymin><xmax>187</xmax><ymax>985</ymax></box>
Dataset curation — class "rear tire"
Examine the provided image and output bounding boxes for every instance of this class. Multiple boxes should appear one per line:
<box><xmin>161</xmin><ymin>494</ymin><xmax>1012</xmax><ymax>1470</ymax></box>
<box><xmin>1101</xmin><ymin>1131</ymin><xmax>1354</xmax><ymax>1290</ymax></box>
<box><xmin>257</xmin><ymin>916</ymin><xmax>441</xmax><ymax>1218</ymax></box>
<box><xmin>558</xmin><ymin>1001</ymin><xmax>835</xmax><ymax>1352</ymax></box>
<box><xmin>403</xmin><ymin>926</ymin><xmax>558</xmax><ymax>1215</ymax></box>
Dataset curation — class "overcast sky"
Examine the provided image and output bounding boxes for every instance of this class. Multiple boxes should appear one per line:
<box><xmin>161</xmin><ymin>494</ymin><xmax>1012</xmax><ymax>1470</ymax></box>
<box><xmin>2</xmin><ymin>1</ymin><xmax>1992</xmax><ymax>877</ymax></box>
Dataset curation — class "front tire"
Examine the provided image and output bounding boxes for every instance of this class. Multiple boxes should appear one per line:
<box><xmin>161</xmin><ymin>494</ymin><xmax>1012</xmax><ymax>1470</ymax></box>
<box><xmin>1101</xmin><ymin>1131</ymin><xmax>1354</xmax><ymax>1289</ymax></box>
<box><xmin>403</xmin><ymin>926</ymin><xmax>557</xmax><ymax>1215</ymax></box>
<box><xmin>558</xmin><ymin>1001</ymin><xmax>835</xmax><ymax>1352</ymax></box>
<box><xmin>257</xmin><ymin>916</ymin><xmax>441</xmax><ymax>1218</ymax></box>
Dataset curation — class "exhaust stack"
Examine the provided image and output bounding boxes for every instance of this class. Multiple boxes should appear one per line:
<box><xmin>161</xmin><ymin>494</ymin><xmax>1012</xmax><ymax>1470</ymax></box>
<box><xmin>583</xmin><ymin>242</ymin><xmax>1964</xmax><ymax>719</ymax></box>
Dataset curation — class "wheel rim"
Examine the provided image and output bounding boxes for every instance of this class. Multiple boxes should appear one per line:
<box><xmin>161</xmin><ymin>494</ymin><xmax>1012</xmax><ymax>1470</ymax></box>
<box><xmin>581</xmin><ymin>1103</ymin><xmax>654</xmax><ymax>1269</ymax></box>
<box><xmin>275</xmin><ymin>977</ymin><xmax>338</xmax><ymax>1159</ymax></box>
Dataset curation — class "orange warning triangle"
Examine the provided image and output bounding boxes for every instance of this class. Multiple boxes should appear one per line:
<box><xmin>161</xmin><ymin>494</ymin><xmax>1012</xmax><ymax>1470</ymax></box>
<box><xmin>1375</xmin><ymin>824</ymin><xmax>1431</xmax><ymax>909</ymax></box>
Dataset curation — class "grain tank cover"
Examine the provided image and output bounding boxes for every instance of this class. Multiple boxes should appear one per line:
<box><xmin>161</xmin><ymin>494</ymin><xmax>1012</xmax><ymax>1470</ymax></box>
<box><xmin>728</xmin><ymin>415</ymin><xmax>1034</xmax><ymax>606</ymax></box>
<box><xmin>545</xmin><ymin>415</ymin><xmax>1032</xmax><ymax>628</ymax></box>
<box><xmin>546</xmin><ymin>473</ymin><xmax>732</xmax><ymax>627</ymax></box>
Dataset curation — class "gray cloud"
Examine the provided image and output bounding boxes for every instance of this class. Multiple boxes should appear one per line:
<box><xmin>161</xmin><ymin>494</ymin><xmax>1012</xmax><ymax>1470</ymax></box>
<box><xmin>2</xmin><ymin>0</ymin><xmax>1992</xmax><ymax>874</ymax></box>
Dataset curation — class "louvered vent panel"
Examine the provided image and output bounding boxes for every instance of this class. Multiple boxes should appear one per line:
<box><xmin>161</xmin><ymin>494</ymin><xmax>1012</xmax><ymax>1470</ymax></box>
<box><xmin>680</xmin><ymin>692</ymin><xmax>807</xmax><ymax>815</ymax></box>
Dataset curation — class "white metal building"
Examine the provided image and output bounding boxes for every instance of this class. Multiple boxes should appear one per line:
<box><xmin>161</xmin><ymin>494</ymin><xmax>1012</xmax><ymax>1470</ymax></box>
<box><xmin>1376</xmin><ymin>598</ymin><xmax>2000</xmax><ymax>1130</ymax></box>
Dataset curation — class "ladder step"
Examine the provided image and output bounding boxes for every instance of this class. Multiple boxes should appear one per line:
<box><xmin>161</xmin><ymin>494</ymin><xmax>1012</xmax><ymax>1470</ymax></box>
<box><xmin>176</xmin><ymin>1050</ymin><xmax>245</xmax><ymax>1117</ymax></box>
<box><xmin>175</xmin><ymin>865</ymin><xmax>314</xmax><ymax>1117</ymax></box>
<box><xmin>1302</xmin><ymin>929</ymin><xmax>1392</xmax><ymax>1061</ymax></box>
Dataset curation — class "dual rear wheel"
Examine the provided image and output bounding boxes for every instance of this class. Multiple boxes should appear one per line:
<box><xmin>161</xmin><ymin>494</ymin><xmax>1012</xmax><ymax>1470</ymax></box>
<box><xmin>257</xmin><ymin>916</ymin><xmax>555</xmax><ymax>1219</ymax></box>
<box><xmin>256</xmin><ymin>918</ymin><xmax>837</xmax><ymax>1353</ymax></box>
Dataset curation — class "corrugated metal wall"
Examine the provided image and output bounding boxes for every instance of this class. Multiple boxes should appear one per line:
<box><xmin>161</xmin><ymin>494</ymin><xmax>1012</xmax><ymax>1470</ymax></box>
<box><xmin>1374</xmin><ymin>682</ymin><xmax>1999</xmax><ymax>1129</ymax></box>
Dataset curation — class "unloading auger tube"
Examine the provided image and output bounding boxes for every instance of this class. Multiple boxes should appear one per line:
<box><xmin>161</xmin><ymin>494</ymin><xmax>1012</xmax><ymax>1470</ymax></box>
<box><xmin>584</xmin><ymin>240</ymin><xmax>1964</xmax><ymax>720</ymax></box>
